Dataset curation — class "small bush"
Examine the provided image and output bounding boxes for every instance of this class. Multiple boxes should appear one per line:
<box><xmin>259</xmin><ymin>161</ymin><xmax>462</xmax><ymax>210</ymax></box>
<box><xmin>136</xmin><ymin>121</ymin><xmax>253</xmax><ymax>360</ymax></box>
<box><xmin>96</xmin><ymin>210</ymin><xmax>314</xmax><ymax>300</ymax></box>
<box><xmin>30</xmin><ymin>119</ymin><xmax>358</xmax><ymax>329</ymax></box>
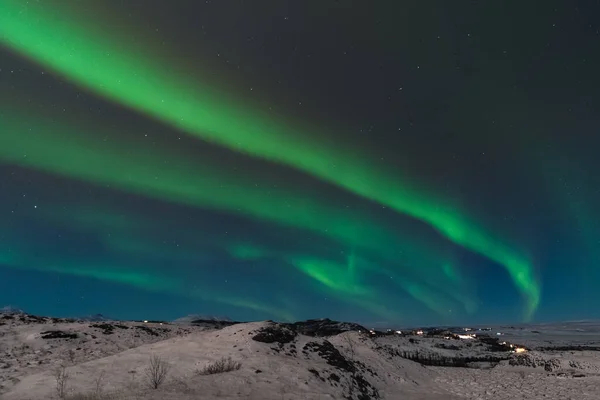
<box><xmin>198</xmin><ymin>356</ymin><xmax>241</xmax><ymax>375</ymax></box>
<box><xmin>55</xmin><ymin>365</ymin><xmax>70</xmax><ymax>398</ymax></box>
<box><xmin>144</xmin><ymin>354</ymin><xmax>170</xmax><ymax>389</ymax></box>
<box><xmin>93</xmin><ymin>370</ymin><xmax>106</xmax><ymax>396</ymax></box>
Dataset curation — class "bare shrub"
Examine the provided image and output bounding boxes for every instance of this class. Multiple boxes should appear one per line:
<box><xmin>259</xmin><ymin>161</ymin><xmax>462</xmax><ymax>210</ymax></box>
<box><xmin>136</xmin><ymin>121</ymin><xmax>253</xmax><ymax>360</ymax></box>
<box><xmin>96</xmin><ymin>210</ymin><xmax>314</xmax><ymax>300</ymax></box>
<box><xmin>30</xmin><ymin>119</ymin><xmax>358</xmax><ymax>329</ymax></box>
<box><xmin>198</xmin><ymin>356</ymin><xmax>241</xmax><ymax>375</ymax></box>
<box><xmin>55</xmin><ymin>365</ymin><xmax>70</xmax><ymax>398</ymax></box>
<box><xmin>342</xmin><ymin>334</ymin><xmax>356</xmax><ymax>360</ymax></box>
<box><xmin>94</xmin><ymin>370</ymin><xmax>106</xmax><ymax>395</ymax></box>
<box><xmin>66</xmin><ymin>349</ymin><xmax>76</xmax><ymax>364</ymax></box>
<box><xmin>126</xmin><ymin>370</ymin><xmax>137</xmax><ymax>388</ymax></box>
<box><xmin>144</xmin><ymin>354</ymin><xmax>170</xmax><ymax>389</ymax></box>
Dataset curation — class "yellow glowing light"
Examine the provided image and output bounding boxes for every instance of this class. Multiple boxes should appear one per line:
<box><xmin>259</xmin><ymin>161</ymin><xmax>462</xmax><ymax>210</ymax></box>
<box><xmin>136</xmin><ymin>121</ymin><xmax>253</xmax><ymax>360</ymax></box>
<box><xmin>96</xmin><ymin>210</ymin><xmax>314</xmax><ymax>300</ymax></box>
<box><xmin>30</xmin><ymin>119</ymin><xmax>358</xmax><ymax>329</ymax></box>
<box><xmin>515</xmin><ymin>347</ymin><xmax>527</xmax><ymax>353</ymax></box>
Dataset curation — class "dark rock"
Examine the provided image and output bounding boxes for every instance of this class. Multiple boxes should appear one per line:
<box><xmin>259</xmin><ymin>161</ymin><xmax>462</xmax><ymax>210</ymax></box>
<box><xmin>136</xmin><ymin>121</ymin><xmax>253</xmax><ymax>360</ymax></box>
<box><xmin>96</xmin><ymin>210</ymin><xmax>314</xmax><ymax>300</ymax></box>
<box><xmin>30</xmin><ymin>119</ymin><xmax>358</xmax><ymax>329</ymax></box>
<box><xmin>509</xmin><ymin>354</ymin><xmax>538</xmax><ymax>368</ymax></box>
<box><xmin>252</xmin><ymin>324</ymin><xmax>297</xmax><ymax>344</ymax></box>
<box><xmin>17</xmin><ymin>314</ymin><xmax>47</xmax><ymax>324</ymax></box>
<box><xmin>308</xmin><ymin>368</ymin><xmax>324</xmax><ymax>381</ymax></box>
<box><xmin>90</xmin><ymin>323</ymin><xmax>116</xmax><ymax>335</ymax></box>
<box><xmin>89</xmin><ymin>323</ymin><xmax>128</xmax><ymax>335</ymax></box>
<box><xmin>304</xmin><ymin>341</ymin><xmax>355</xmax><ymax>373</ymax></box>
<box><xmin>40</xmin><ymin>330</ymin><xmax>78</xmax><ymax>340</ymax></box>
<box><xmin>544</xmin><ymin>358</ymin><xmax>561</xmax><ymax>372</ymax></box>
<box><xmin>134</xmin><ymin>325</ymin><xmax>159</xmax><ymax>336</ymax></box>
<box><xmin>287</xmin><ymin>319</ymin><xmax>367</xmax><ymax>337</ymax></box>
<box><xmin>329</xmin><ymin>372</ymin><xmax>340</xmax><ymax>382</ymax></box>
<box><xmin>352</xmin><ymin>373</ymin><xmax>380</xmax><ymax>400</ymax></box>
<box><xmin>569</xmin><ymin>360</ymin><xmax>583</xmax><ymax>369</ymax></box>
<box><xmin>185</xmin><ymin>318</ymin><xmax>238</xmax><ymax>329</ymax></box>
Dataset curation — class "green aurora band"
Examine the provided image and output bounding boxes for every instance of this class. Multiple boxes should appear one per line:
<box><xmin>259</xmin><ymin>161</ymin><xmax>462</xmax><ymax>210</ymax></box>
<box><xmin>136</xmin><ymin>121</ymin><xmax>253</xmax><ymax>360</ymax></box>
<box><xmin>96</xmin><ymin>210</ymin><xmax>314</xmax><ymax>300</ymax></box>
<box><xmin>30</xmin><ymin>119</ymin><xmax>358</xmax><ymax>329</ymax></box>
<box><xmin>0</xmin><ymin>108</ymin><xmax>472</xmax><ymax>321</ymax></box>
<box><xmin>0</xmin><ymin>234</ymin><xmax>295</xmax><ymax>321</ymax></box>
<box><xmin>0</xmin><ymin>0</ymin><xmax>539</xmax><ymax>318</ymax></box>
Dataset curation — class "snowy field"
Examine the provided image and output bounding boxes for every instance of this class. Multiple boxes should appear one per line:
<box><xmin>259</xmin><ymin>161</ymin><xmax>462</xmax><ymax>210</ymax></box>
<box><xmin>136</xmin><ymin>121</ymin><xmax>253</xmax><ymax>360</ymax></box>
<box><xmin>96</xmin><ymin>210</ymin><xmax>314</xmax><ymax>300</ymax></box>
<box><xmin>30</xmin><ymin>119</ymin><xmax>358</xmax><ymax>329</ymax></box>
<box><xmin>1</xmin><ymin>310</ymin><xmax>598</xmax><ymax>399</ymax></box>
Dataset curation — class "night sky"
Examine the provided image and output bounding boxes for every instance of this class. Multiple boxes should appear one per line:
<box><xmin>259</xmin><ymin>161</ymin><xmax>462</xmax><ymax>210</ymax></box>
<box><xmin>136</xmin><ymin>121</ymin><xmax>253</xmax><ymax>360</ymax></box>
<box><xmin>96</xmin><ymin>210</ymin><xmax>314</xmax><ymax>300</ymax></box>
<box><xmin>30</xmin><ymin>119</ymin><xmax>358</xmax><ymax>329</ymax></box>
<box><xmin>1</xmin><ymin>0</ymin><xmax>599</xmax><ymax>327</ymax></box>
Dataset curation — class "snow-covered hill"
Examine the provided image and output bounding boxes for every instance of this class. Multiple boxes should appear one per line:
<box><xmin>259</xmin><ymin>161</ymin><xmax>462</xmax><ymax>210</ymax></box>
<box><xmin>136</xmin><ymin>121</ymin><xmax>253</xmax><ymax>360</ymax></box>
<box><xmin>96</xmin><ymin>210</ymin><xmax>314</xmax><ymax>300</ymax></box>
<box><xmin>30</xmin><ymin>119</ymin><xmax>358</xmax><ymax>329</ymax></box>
<box><xmin>1</xmin><ymin>311</ymin><xmax>599</xmax><ymax>399</ymax></box>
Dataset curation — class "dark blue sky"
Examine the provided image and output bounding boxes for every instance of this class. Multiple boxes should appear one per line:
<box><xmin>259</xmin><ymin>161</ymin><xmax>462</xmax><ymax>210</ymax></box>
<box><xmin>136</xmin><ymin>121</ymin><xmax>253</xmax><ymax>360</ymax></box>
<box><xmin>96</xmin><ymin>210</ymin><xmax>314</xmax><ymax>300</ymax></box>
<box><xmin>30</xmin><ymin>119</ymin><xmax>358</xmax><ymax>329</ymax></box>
<box><xmin>0</xmin><ymin>0</ymin><xmax>599</xmax><ymax>326</ymax></box>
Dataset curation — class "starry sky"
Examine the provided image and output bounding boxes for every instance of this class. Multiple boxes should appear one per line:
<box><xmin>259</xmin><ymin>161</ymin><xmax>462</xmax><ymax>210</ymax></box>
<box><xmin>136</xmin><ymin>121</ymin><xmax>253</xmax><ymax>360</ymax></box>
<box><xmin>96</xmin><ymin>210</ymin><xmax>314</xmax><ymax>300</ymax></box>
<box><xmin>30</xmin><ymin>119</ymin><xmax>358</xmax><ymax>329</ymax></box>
<box><xmin>1</xmin><ymin>0</ymin><xmax>599</xmax><ymax>327</ymax></box>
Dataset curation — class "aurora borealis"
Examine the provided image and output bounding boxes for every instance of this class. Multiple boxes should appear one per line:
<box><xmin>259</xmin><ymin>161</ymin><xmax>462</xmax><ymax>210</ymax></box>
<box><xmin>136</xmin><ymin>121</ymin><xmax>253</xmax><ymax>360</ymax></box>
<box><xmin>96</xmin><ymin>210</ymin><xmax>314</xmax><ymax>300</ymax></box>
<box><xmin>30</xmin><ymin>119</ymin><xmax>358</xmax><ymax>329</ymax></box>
<box><xmin>1</xmin><ymin>1</ymin><xmax>599</xmax><ymax>325</ymax></box>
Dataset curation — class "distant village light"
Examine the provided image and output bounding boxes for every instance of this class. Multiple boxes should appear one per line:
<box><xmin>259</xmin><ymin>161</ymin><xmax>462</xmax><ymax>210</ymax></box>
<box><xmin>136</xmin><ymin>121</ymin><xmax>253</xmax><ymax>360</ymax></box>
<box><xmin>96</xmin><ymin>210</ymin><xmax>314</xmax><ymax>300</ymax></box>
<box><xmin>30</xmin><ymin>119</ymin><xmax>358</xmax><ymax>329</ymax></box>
<box><xmin>457</xmin><ymin>334</ymin><xmax>475</xmax><ymax>340</ymax></box>
<box><xmin>515</xmin><ymin>347</ymin><xmax>527</xmax><ymax>353</ymax></box>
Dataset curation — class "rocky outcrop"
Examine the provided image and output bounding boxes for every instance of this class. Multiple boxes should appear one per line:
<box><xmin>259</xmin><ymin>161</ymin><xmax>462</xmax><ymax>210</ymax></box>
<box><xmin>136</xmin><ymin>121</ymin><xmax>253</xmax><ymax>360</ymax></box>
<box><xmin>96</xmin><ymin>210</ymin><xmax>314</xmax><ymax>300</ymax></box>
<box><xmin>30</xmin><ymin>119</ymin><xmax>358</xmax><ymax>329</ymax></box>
<box><xmin>509</xmin><ymin>353</ymin><xmax>544</xmax><ymax>368</ymax></box>
<box><xmin>252</xmin><ymin>324</ymin><xmax>297</xmax><ymax>344</ymax></box>
<box><xmin>40</xmin><ymin>330</ymin><xmax>78</xmax><ymax>340</ymax></box>
<box><xmin>510</xmin><ymin>353</ymin><xmax>563</xmax><ymax>372</ymax></box>
<box><xmin>287</xmin><ymin>319</ymin><xmax>368</xmax><ymax>337</ymax></box>
<box><xmin>252</xmin><ymin>319</ymin><xmax>367</xmax><ymax>344</ymax></box>
<box><xmin>544</xmin><ymin>358</ymin><xmax>562</xmax><ymax>372</ymax></box>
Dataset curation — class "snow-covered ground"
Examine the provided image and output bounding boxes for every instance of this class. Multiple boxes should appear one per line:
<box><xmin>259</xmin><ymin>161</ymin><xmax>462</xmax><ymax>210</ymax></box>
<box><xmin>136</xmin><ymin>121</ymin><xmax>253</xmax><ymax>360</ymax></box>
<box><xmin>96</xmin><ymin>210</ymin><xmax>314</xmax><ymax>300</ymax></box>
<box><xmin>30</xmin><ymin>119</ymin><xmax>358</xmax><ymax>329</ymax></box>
<box><xmin>1</xmin><ymin>311</ymin><xmax>598</xmax><ymax>399</ymax></box>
